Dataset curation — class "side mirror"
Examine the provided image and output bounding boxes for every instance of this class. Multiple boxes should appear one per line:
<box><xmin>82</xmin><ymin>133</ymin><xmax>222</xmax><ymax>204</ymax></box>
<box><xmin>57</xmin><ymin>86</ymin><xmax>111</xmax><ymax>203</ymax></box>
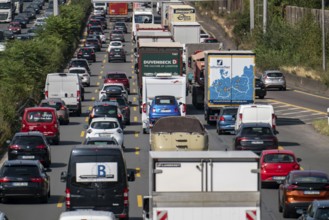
<box><xmin>128</xmin><ymin>170</ymin><xmax>135</xmax><ymax>182</ymax></box>
<box><xmin>128</xmin><ymin>76</ymin><xmax>132</xmax><ymax>79</ymax></box>
<box><xmin>297</xmin><ymin>158</ymin><xmax>302</xmax><ymax>163</ymax></box>
<box><xmin>87</xmin><ymin>129</ymin><xmax>92</xmax><ymax>133</ymax></box>
<box><xmin>60</xmin><ymin>171</ymin><xmax>67</xmax><ymax>182</ymax></box>
<box><xmin>128</xmin><ymin>101</ymin><xmax>132</xmax><ymax>105</ymax></box>
<box><xmin>83</xmin><ymin>125</ymin><xmax>89</xmax><ymax>129</ymax></box>
<box><xmin>275</xmin><ymin>130</ymin><xmax>279</xmax><ymax>135</ymax></box>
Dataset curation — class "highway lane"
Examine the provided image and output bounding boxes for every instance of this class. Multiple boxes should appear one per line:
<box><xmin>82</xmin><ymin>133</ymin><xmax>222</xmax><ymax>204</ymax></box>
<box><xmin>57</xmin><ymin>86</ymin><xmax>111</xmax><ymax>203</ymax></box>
<box><xmin>1</xmin><ymin>12</ymin><xmax>329</xmax><ymax>220</ymax></box>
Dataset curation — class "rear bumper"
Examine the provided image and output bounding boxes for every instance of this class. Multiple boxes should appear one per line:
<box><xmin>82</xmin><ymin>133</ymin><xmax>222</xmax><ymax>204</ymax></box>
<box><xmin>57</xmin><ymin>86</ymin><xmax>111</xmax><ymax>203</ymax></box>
<box><xmin>67</xmin><ymin>104</ymin><xmax>81</xmax><ymax>112</ymax></box>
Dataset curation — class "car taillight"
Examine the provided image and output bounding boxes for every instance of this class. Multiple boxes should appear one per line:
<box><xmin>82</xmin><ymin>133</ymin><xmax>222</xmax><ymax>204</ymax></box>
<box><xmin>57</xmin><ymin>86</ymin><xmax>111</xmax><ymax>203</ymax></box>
<box><xmin>54</xmin><ymin>123</ymin><xmax>58</xmax><ymax>128</ymax></box>
<box><xmin>65</xmin><ymin>188</ymin><xmax>71</xmax><ymax>208</ymax></box>
<box><xmin>239</xmin><ymin>113</ymin><xmax>242</xmax><ymax>120</ymax></box>
<box><xmin>272</xmin><ymin>114</ymin><xmax>276</xmax><ymax>130</ymax></box>
<box><xmin>30</xmin><ymin>177</ymin><xmax>44</xmax><ymax>183</ymax></box>
<box><xmin>142</xmin><ymin>103</ymin><xmax>147</xmax><ymax>113</ymax></box>
<box><xmin>0</xmin><ymin>177</ymin><xmax>10</xmax><ymax>183</ymax></box>
<box><xmin>237</xmin><ymin>137</ymin><xmax>248</xmax><ymax>143</ymax></box>
<box><xmin>182</xmin><ymin>104</ymin><xmax>186</xmax><ymax>113</ymax></box>
<box><xmin>9</xmin><ymin>145</ymin><xmax>21</xmax><ymax>150</ymax></box>
<box><xmin>124</xmin><ymin>106</ymin><xmax>129</xmax><ymax>110</ymax></box>
<box><xmin>152</xmin><ymin>108</ymin><xmax>155</xmax><ymax>113</ymax></box>
<box><xmin>261</xmin><ymin>164</ymin><xmax>267</xmax><ymax>169</ymax></box>
<box><xmin>78</xmin><ymin>52</ymin><xmax>82</xmax><ymax>55</ymax></box>
<box><xmin>91</xmin><ymin>52</ymin><xmax>95</xmax><ymax>55</ymax></box>
<box><xmin>77</xmin><ymin>91</ymin><xmax>80</xmax><ymax>101</ymax></box>
<box><xmin>90</xmin><ymin>109</ymin><xmax>95</xmax><ymax>118</ymax></box>
<box><xmin>60</xmin><ymin>105</ymin><xmax>66</xmax><ymax>110</ymax></box>
<box><xmin>219</xmin><ymin>116</ymin><xmax>225</xmax><ymax>121</ymax></box>
<box><xmin>118</xmin><ymin>114</ymin><xmax>122</xmax><ymax>118</ymax></box>
<box><xmin>123</xmin><ymin>188</ymin><xmax>128</xmax><ymax>206</ymax></box>
<box><xmin>45</xmin><ymin>91</ymin><xmax>48</xmax><ymax>98</ymax></box>
<box><xmin>287</xmin><ymin>184</ymin><xmax>298</xmax><ymax>191</ymax></box>
<box><xmin>36</xmin><ymin>145</ymin><xmax>46</xmax><ymax>149</ymax></box>
<box><xmin>293</xmin><ymin>164</ymin><xmax>300</xmax><ymax>170</ymax></box>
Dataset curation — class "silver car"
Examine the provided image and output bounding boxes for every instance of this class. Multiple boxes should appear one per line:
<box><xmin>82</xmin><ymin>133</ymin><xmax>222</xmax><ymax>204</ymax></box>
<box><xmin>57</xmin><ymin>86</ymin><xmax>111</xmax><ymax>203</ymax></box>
<box><xmin>261</xmin><ymin>70</ymin><xmax>286</xmax><ymax>90</ymax></box>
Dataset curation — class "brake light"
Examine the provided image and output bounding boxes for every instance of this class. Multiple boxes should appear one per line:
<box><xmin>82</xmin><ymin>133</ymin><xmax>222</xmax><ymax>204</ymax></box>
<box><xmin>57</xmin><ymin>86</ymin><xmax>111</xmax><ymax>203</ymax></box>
<box><xmin>9</xmin><ymin>145</ymin><xmax>20</xmax><ymax>150</ymax></box>
<box><xmin>152</xmin><ymin>108</ymin><xmax>155</xmax><ymax>113</ymax></box>
<box><xmin>90</xmin><ymin>109</ymin><xmax>95</xmax><ymax>118</ymax></box>
<box><xmin>287</xmin><ymin>184</ymin><xmax>298</xmax><ymax>191</ymax></box>
<box><xmin>78</xmin><ymin>51</ymin><xmax>82</xmax><ymax>55</ymax></box>
<box><xmin>0</xmin><ymin>177</ymin><xmax>10</xmax><ymax>183</ymax></box>
<box><xmin>293</xmin><ymin>164</ymin><xmax>300</xmax><ymax>170</ymax></box>
<box><xmin>118</xmin><ymin>114</ymin><xmax>122</xmax><ymax>118</ymax></box>
<box><xmin>77</xmin><ymin>90</ymin><xmax>80</xmax><ymax>101</ymax></box>
<box><xmin>272</xmin><ymin>114</ymin><xmax>276</xmax><ymax>130</ymax></box>
<box><xmin>182</xmin><ymin>104</ymin><xmax>186</xmax><ymax>113</ymax></box>
<box><xmin>65</xmin><ymin>188</ymin><xmax>71</xmax><ymax>208</ymax></box>
<box><xmin>239</xmin><ymin>113</ymin><xmax>242</xmax><ymax>120</ymax></box>
<box><xmin>219</xmin><ymin>116</ymin><xmax>225</xmax><ymax>121</ymax></box>
<box><xmin>60</xmin><ymin>105</ymin><xmax>66</xmax><ymax>110</ymax></box>
<box><xmin>237</xmin><ymin>137</ymin><xmax>248</xmax><ymax>144</ymax></box>
<box><xmin>123</xmin><ymin>188</ymin><xmax>128</xmax><ymax>206</ymax></box>
<box><xmin>45</xmin><ymin>91</ymin><xmax>48</xmax><ymax>98</ymax></box>
<box><xmin>36</xmin><ymin>145</ymin><xmax>46</xmax><ymax>149</ymax></box>
<box><xmin>30</xmin><ymin>177</ymin><xmax>44</xmax><ymax>183</ymax></box>
<box><xmin>142</xmin><ymin>103</ymin><xmax>147</xmax><ymax>113</ymax></box>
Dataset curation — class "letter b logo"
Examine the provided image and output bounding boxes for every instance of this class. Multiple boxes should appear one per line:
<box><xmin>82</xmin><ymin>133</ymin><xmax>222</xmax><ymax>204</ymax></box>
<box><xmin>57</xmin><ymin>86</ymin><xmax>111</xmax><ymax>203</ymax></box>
<box><xmin>172</xmin><ymin>59</ymin><xmax>177</xmax><ymax>64</ymax></box>
<box><xmin>98</xmin><ymin>165</ymin><xmax>106</xmax><ymax>177</ymax></box>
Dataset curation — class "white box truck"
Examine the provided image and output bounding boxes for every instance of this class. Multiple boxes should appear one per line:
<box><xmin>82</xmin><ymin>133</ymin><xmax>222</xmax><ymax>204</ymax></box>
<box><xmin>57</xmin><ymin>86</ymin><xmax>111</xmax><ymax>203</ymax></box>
<box><xmin>160</xmin><ymin>1</ymin><xmax>183</xmax><ymax>27</ymax></box>
<box><xmin>141</xmin><ymin>75</ymin><xmax>186</xmax><ymax>134</ymax></box>
<box><xmin>143</xmin><ymin>151</ymin><xmax>261</xmax><ymax>220</ymax></box>
<box><xmin>171</xmin><ymin>22</ymin><xmax>200</xmax><ymax>44</ymax></box>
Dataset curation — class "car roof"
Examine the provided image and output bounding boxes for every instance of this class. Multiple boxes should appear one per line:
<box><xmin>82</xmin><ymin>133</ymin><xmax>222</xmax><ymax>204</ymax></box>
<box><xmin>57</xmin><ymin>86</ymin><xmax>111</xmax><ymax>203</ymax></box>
<box><xmin>4</xmin><ymin>159</ymin><xmax>41</xmax><ymax>166</ymax></box>
<box><xmin>264</xmin><ymin>70</ymin><xmax>282</xmax><ymax>73</ymax></box>
<box><xmin>85</xmin><ymin>137</ymin><xmax>117</xmax><ymax>141</ymax></box>
<box><xmin>261</xmin><ymin>149</ymin><xmax>295</xmax><ymax>156</ymax></box>
<box><xmin>103</xmin><ymin>83</ymin><xmax>125</xmax><ymax>87</ymax></box>
<box><xmin>90</xmin><ymin>117</ymin><xmax>120</xmax><ymax>123</ymax></box>
<box><xmin>222</xmin><ymin>106</ymin><xmax>238</xmax><ymax>110</ymax></box>
<box><xmin>289</xmin><ymin>170</ymin><xmax>328</xmax><ymax>176</ymax></box>
<box><xmin>69</xmin><ymin>66</ymin><xmax>87</xmax><ymax>70</ymax></box>
<box><xmin>14</xmin><ymin>131</ymin><xmax>44</xmax><ymax>137</ymax></box>
<box><xmin>70</xmin><ymin>58</ymin><xmax>88</xmax><ymax>62</ymax></box>
<box><xmin>24</xmin><ymin>107</ymin><xmax>56</xmax><ymax>111</ymax></box>
<box><xmin>93</xmin><ymin>101</ymin><xmax>119</xmax><ymax>107</ymax></box>
<box><xmin>312</xmin><ymin>200</ymin><xmax>329</xmax><ymax>207</ymax></box>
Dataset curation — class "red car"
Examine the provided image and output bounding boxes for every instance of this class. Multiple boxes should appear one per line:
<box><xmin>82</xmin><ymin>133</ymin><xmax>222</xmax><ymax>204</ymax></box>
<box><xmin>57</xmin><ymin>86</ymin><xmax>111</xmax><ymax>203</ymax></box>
<box><xmin>8</xmin><ymin>22</ymin><xmax>21</xmax><ymax>34</ymax></box>
<box><xmin>104</xmin><ymin>72</ymin><xmax>131</xmax><ymax>94</ymax></box>
<box><xmin>260</xmin><ymin>149</ymin><xmax>301</xmax><ymax>184</ymax></box>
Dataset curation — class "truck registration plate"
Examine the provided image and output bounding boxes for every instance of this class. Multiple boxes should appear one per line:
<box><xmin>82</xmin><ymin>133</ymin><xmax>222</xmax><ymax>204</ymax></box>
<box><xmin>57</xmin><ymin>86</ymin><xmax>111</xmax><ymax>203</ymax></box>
<box><xmin>304</xmin><ymin>191</ymin><xmax>320</xmax><ymax>195</ymax></box>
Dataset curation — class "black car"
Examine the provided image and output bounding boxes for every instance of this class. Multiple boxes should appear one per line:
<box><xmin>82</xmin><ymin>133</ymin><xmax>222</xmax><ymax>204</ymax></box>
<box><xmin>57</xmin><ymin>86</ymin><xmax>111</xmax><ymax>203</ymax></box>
<box><xmin>255</xmin><ymin>78</ymin><xmax>267</xmax><ymax>99</ymax></box>
<box><xmin>108</xmin><ymin>48</ymin><xmax>126</xmax><ymax>63</ymax></box>
<box><xmin>15</xmin><ymin>33</ymin><xmax>33</xmax><ymax>40</ymax></box>
<box><xmin>26</xmin><ymin>4</ymin><xmax>40</xmax><ymax>14</ymax></box>
<box><xmin>83</xmin><ymin>137</ymin><xmax>119</xmax><ymax>145</ymax></box>
<box><xmin>88</xmin><ymin>101</ymin><xmax>123</xmax><ymax>127</ymax></box>
<box><xmin>7</xmin><ymin>132</ymin><xmax>51</xmax><ymax>168</ymax></box>
<box><xmin>23</xmin><ymin>8</ymin><xmax>36</xmax><ymax>19</ymax></box>
<box><xmin>100</xmin><ymin>92</ymin><xmax>131</xmax><ymax>125</ymax></box>
<box><xmin>88</xmin><ymin>25</ymin><xmax>103</xmax><ymax>35</ymax></box>
<box><xmin>233</xmin><ymin>123</ymin><xmax>278</xmax><ymax>154</ymax></box>
<box><xmin>19</xmin><ymin>11</ymin><xmax>35</xmax><ymax>21</ymax></box>
<box><xmin>110</xmin><ymin>30</ymin><xmax>125</xmax><ymax>42</ymax></box>
<box><xmin>2</xmin><ymin>30</ymin><xmax>14</xmax><ymax>40</ymax></box>
<box><xmin>77</xmin><ymin>47</ymin><xmax>96</xmax><ymax>62</ymax></box>
<box><xmin>113</xmin><ymin>22</ymin><xmax>127</xmax><ymax>33</ymax></box>
<box><xmin>12</xmin><ymin>17</ymin><xmax>28</xmax><ymax>28</ymax></box>
<box><xmin>89</xmin><ymin>15</ymin><xmax>107</xmax><ymax>29</ymax></box>
<box><xmin>0</xmin><ymin>160</ymin><xmax>50</xmax><ymax>203</ymax></box>
<box><xmin>85</xmin><ymin>38</ymin><xmax>101</xmax><ymax>52</ymax></box>
<box><xmin>68</xmin><ymin>58</ymin><xmax>91</xmax><ymax>74</ymax></box>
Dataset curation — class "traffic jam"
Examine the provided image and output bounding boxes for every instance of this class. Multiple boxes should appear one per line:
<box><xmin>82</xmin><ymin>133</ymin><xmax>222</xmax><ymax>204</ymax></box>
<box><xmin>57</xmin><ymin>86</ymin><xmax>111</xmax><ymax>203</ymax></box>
<box><xmin>0</xmin><ymin>0</ymin><xmax>329</xmax><ymax>220</ymax></box>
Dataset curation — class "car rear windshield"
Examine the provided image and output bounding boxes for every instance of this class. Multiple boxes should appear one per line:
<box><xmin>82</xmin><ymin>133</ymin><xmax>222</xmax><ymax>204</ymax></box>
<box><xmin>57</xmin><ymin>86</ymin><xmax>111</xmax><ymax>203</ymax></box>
<box><xmin>2</xmin><ymin>165</ymin><xmax>39</xmax><ymax>177</ymax></box>
<box><xmin>112</xmin><ymin>30</ymin><xmax>122</xmax><ymax>34</ymax></box>
<box><xmin>81</xmin><ymin>48</ymin><xmax>93</xmax><ymax>53</ymax></box>
<box><xmin>107</xmin><ymin>73</ymin><xmax>126</xmax><ymax>79</ymax></box>
<box><xmin>111</xmin><ymin>42</ymin><xmax>122</xmax><ymax>46</ymax></box>
<box><xmin>40</xmin><ymin>102</ymin><xmax>62</xmax><ymax>110</ymax></box>
<box><xmin>241</xmin><ymin>127</ymin><xmax>272</xmax><ymax>136</ymax></box>
<box><xmin>104</xmin><ymin>85</ymin><xmax>122</xmax><ymax>91</ymax></box>
<box><xmin>94</xmin><ymin>105</ymin><xmax>117</xmax><ymax>115</ymax></box>
<box><xmin>26</xmin><ymin>111</ymin><xmax>53</xmax><ymax>122</ymax></box>
<box><xmin>87</xmin><ymin>140</ymin><xmax>117</xmax><ymax>145</ymax></box>
<box><xmin>86</xmin><ymin>39</ymin><xmax>98</xmax><ymax>43</ymax></box>
<box><xmin>267</xmin><ymin>72</ymin><xmax>283</xmax><ymax>77</ymax></box>
<box><xmin>13</xmin><ymin>135</ymin><xmax>44</xmax><ymax>146</ymax></box>
<box><xmin>292</xmin><ymin>174</ymin><xmax>329</xmax><ymax>183</ymax></box>
<box><xmin>222</xmin><ymin>108</ymin><xmax>238</xmax><ymax>115</ymax></box>
<box><xmin>315</xmin><ymin>208</ymin><xmax>329</xmax><ymax>219</ymax></box>
<box><xmin>71</xmin><ymin>60</ymin><xmax>87</xmax><ymax>67</ymax></box>
<box><xmin>115</xmin><ymin>22</ymin><xmax>125</xmax><ymax>26</ymax></box>
<box><xmin>263</xmin><ymin>154</ymin><xmax>294</xmax><ymax>163</ymax></box>
<box><xmin>106</xmin><ymin>97</ymin><xmax>125</xmax><ymax>106</ymax></box>
<box><xmin>69</xmin><ymin>69</ymin><xmax>86</xmax><ymax>74</ymax></box>
<box><xmin>91</xmin><ymin>121</ymin><xmax>119</xmax><ymax>129</ymax></box>
<box><xmin>155</xmin><ymin>97</ymin><xmax>175</xmax><ymax>105</ymax></box>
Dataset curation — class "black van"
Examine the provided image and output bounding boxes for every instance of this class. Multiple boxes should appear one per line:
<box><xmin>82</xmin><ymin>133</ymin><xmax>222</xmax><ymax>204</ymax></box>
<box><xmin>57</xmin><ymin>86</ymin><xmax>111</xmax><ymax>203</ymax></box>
<box><xmin>60</xmin><ymin>145</ymin><xmax>135</xmax><ymax>220</ymax></box>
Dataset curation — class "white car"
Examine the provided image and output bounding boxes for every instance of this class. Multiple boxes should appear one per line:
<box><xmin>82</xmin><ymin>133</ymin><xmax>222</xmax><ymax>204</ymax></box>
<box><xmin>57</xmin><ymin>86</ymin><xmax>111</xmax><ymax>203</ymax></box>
<box><xmin>99</xmin><ymin>83</ymin><xmax>128</xmax><ymax>100</ymax></box>
<box><xmin>35</xmin><ymin>17</ymin><xmax>47</xmax><ymax>27</ymax></box>
<box><xmin>107</xmin><ymin>41</ymin><xmax>123</xmax><ymax>53</ymax></box>
<box><xmin>68</xmin><ymin>67</ymin><xmax>90</xmax><ymax>87</ymax></box>
<box><xmin>93</xmin><ymin>7</ymin><xmax>105</xmax><ymax>16</ymax></box>
<box><xmin>86</xmin><ymin>117</ymin><xmax>124</xmax><ymax>147</ymax></box>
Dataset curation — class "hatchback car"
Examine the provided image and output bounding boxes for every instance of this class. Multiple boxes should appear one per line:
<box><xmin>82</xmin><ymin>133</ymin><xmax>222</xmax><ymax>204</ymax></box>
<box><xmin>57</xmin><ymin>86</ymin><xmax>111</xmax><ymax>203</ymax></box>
<box><xmin>88</xmin><ymin>101</ymin><xmax>123</xmax><ymax>127</ymax></box>
<box><xmin>260</xmin><ymin>149</ymin><xmax>301</xmax><ymax>185</ymax></box>
<box><xmin>148</xmin><ymin>96</ymin><xmax>181</xmax><ymax>127</ymax></box>
<box><xmin>85</xmin><ymin>38</ymin><xmax>101</xmax><ymax>52</ymax></box>
<box><xmin>77</xmin><ymin>47</ymin><xmax>96</xmax><ymax>62</ymax></box>
<box><xmin>216</xmin><ymin>106</ymin><xmax>238</xmax><ymax>134</ymax></box>
<box><xmin>86</xmin><ymin>117</ymin><xmax>124</xmax><ymax>147</ymax></box>
<box><xmin>103</xmin><ymin>72</ymin><xmax>130</xmax><ymax>93</ymax></box>
<box><xmin>7</xmin><ymin>132</ymin><xmax>51</xmax><ymax>168</ymax></box>
<box><xmin>109</xmin><ymin>30</ymin><xmax>125</xmax><ymax>42</ymax></box>
<box><xmin>68</xmin><ymin>67</ymin><xmax>91</xmax><ymax>87</ymax></box>
<box><xmin>279</xmin><ymin>170</ymin><xmax>329</xmax><ymax>218</ymax></box>
<box><xmin>108</xmin><ymin>48</ymin><xmax>126</xmax><ymax>63</ymax></box>
<box><xmin>12</xmin><ymin>17</ymin><xmax>27</xmax><ymax>29</ymax></box>
<box><xmin>0</xmin><ymin>160</ymin><xmax>50</xmax><ymax>203</ymax></box>
<box><xmin>83</xmin><ymin>137</ymin><xmax>119</xmax><ymax>145</ymax></box>
<box><xmin>113</xmin><ymin>22</ymin><xmax>128</xmax><ymax>33</ymax></box>
<box><xmin>89</xmin><ymin>15</ymin><xmax>107</xmax><ymax>29</ymax></box>
<box><xmin>39</xmin><ymin>98</ymin><xmax>70</xmax><ymax>125</ymax></box>
<box><xmin>35</xmin><ymin>17</ymin><xmax>46</xmax><ymax>27</ymax></box>
<box><xmin>87</xmin><ymin>19</ymin><xmax>103</xmax><ymax>30</ymax></box>
<box><xmin>255</xmin><ymin>77</ymin><xmax>267</xmax><ymax>99</ymax></box>
<box><xmin>233</xmin><ymin>123</ymin><xmax>278</xmax><ymax>154</ymax></box>
<box><xmin>298</xmin><ymin>200</ymin><xmax>329</xmax><ymax>220</ymax></box>
<box><xmin>8</xmin><ymin>22</ymin><xmax>21</xmax><ymax>34</ymax></box>
<box><xmin>68</xmin><ymin>58</ymin><xmax>91</xmax><ymax>75</ymax></box>
<box><xmin>107</xmin><ymin>41</ymin><xmax>123</xmax><ymax>53</ymax></box>
<box><xmin>261</xmin><ymin>70</ymin><xmax>287</xmax><ymax>90</ymax></box>
<box><xmin>99</xmin><ymin>83</ymin><xmax>128</xmax><ymax>100</ymax></box>
<box><xmin>101</xmin><ymin>94</ymin><xmax>131</xmax><ymax>125</ymax></box>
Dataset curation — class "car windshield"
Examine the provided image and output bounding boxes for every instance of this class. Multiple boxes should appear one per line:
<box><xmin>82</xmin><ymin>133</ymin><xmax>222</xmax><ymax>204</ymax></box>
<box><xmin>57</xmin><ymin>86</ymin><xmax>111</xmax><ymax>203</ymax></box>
<box><xmin>111</xmin><ymin>42</ymin><xmax>121</xmax><ymax>46</ymax></box>
<box><xmin>12</xmin><ymin>136</ymin><xmax>44</xmax><ymax>146</ymax></box>
<box><xmin>40</xmin><ymin>101</ymin><xmax>62</xmax><ymax>110</ymax></box>
<box><xmin>222</xmin><ymin>108</ymin><xmax>238</xmax><ymax>115</ymax></box>
<box><xmin>155</xmin><ymin>96</ymin><xmax>175</xmax><ymax>105</ymax></box>
<box><xmin>107</xmin><ymin>73</ymin><xmax>126</xmax><ymax>79</ymax></box>
<box><xmin>94</xmin><ymin>106</ymin><xmax>116</xmax><ymax>114</ymax></box>
<box><xmin>26</xmin><ymin>111</ymin><xmax>53</xmax><ymax>122</ymax></box>
<box><xmin>69</xmin><ymin>69</ymin><xmax>86</xmax><ymax>74</ymax></box>
<box><xmin>2</xmin><ymin>166</ymin><xmax>39</xmax><ymax>177</ymax></box>
<box><xmin>241</xmin><ymin>127</ymin><xmax>272</xmax><ymax>136</ymax></box>
<box><xmin>315</xmin><ymin>208</ymin><xmax>329</xmax><ymax>219</ymax></box>
<box><xmin>104</xmin><ymin>85</ymin><xmax>122</xmax><ymax>91</ymax></box>
<box><xmin>106</xmin><ymin>97</ymin><xmax>126</xmax><ymax>106</ymax></box>
<box><xmin>71</xmin><ymin>60</ymin><xmax>87</xmax><ymax>67</ymax></box>
<box><xmin>0</xmin><ymin>2</ymin><xmax>11</xmax><ymax>9</ymax></box>
<box><xmin>134</xmin><ymin>14</ymin><xmax>152</xmax><ymax>23</ymax></box>
<box><xmin>263</xmin><ymin>154</ymin><xmax>294</xmax><ymax>163</ymax></box>
<box><xmin>112</xmin><ymin>30</ymin><xmax>123</xmax><ymax>34</ymax></box>
<box><xmin>91</xmin><ymin>121</ymin><xmax>118</xmax><ymax>129</ymax></box>
<box><xmin>291</xmin><ymin>174</ymin><xmax>328</xmax><ymax>183</ymax></box>
<box><xmin>267</xmin><ymin>72</ymin><xmax>283</xmax><ymax>77</ymax></box>
<box><xmin>87</xmin><ymin>140</ymin><xmax>118</xmax><ymax>145</ymax></box>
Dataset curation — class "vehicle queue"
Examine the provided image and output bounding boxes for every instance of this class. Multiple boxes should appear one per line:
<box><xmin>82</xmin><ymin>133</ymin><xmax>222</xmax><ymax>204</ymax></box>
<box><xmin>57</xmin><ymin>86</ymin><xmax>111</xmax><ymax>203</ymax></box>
<box><xmin>0</xmin><ymin>1</ymin><xmax>328</xmax><ymax>220</ymax></box>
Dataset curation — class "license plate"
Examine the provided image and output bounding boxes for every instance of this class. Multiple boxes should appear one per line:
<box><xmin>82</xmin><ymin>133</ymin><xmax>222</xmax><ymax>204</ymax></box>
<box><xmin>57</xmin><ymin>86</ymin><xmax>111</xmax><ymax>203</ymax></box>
<box><xmin>255</xmin><ymin>87</ymin><xmax>260</xmax><ymax>89</ymax></box>
<box><xmin>304</xmin><ymin>191</ymin><xmax>320</xmax><ymax>195</ymax></box>
<box><xmin>114</xmin><ymin>55</ymin><xmax>120</xmax><ymax>57</ymax></box>
<box><xmin>161</xmin><ymin>109</ymin><xmax>171</xmax><ymax>112</ymax></box>
<box><xmin>22</xmin><ymin>155</ymin><xmax>35</xmax><ymax>159</ymax></box>
<box><xmin>99</xmin><ymin>133</ymin><xmax>112</xmax><ymax>137</ymax></box>
<box><xmin>273</xmin><ymin>176</ymin><xmax>285</xmax><ymax>180</ymax></box>
<box><xmin>13</xmin><ymin>182</ymin><xmax>28</xmax><ymax>186</ymax></box>
<box><xmin>251</xmin><ymin>141</ymin><xmax>263</xmax><ymax>144</ymax></box>
<box><xmin>83</xmin><ymin>54</ymin><xmax>89</xmax><ymax>57</ymax></box>
<box><xmin>230</xmin><ymin>124</ymin><xmax>235</xmax><ymax>127</ymax></box>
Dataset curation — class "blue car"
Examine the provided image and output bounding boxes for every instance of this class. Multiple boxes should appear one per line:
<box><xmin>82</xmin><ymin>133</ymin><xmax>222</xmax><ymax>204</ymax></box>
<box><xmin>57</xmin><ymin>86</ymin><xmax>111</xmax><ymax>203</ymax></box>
<box><xmin>216</xmin><ymin>106</ymin><xmax>238</xmax><ymax>134</ymax></box>
<box><xmin>149</xmin><ymin>96</ymin><xmax>181</xmax><ymax>126</ymax></box>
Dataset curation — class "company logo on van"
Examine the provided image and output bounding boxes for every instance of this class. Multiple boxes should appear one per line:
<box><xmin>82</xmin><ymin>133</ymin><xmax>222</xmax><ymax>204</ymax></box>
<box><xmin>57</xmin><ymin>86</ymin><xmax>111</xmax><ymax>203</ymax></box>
<box><xmin>177</xmin><ymin>14</ymin><xmax>192</xmax><ymax>21</ymax></box>
<box><xmin>76</xmin><ymin>162</ymin><xmax>118</xmax><ymax>182</ymax></box>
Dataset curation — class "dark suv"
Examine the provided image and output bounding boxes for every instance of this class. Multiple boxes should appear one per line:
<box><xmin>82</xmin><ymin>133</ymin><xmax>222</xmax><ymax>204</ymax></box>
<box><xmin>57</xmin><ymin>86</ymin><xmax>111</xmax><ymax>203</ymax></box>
<box><xmin>88</xmin><ymin>101</ymin><xmax>123</xmax><ymax>127</ymax></box>
<box><xmin>7</xmin><ymin>132</ymin><xmax>51</xmax><ymax>168</ymax></box>
<box><xmin>77</xmin><ymin>47</ymin><xmax>96</xmax><ymax>62</ymax></box>
<box><xmin>255</xmin><ymin>78</ymin><xmax>267</xmax><ymax>99</ymax></box>
<box><xmin>108</xmin><ymin>48</ymin><xmax>126</xmax><ymax>63</ymax></box>
<box><xmin>114</xmin><ymin>22</ymin><xmax>127</xmax><ymax>33</ymax></box>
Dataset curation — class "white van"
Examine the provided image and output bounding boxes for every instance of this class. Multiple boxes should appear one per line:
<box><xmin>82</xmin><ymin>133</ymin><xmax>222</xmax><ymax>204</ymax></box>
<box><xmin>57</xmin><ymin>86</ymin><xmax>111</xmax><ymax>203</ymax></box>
<box><xmin>59</xmin><ymin>210</ymin><xmax>115</xmax><ymax>220</ymax></box>
<box><xmin>234</xmin><ymin>104</ymin><xmax>276</xmax><ymax>131</ymax></box>
<box><xmin>45</xmin><ymin>73</ymin><xmax>82</xmax><ymax>116</ymax></box>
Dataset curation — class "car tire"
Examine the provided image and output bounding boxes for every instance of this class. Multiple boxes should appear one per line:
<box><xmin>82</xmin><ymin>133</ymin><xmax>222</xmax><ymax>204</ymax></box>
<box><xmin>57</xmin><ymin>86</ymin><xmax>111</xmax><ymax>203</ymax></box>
<box><xmin>123</xmin><ymin>59</ymin><xmax>126</xmax><ymax>63</ymax></box>
<box><xmin>283</xmin><ymin>87</ymin><xmax>286</xmax><ymax>91</ymax></box>
<box><xmin>126</xmin><ymin>119</ymin><xmax>131</xmax><ymax>125</ymax></box>
<box><xmin>143</xmin><ymin>128</ymin><xmax>147</xmax><ymax>134</ymax></box>
<box><xmin>53</xmin><ymin>136</ymin><xmax>60</xmax><ymax>145</ymax></box>
<box><xmin>217</xmin><ymin>128</ymin><xmax>222</xmax><ymax>135</ymax></box>
<box><xmin>278</xmin><ymin>194</ymin><xmax>283</xmax><ymax>213</ymax></box>
<box><xmin>108</xmin><ymin>59</ymin><xmax>111</xmax><ymax>63</ymax></box>
<box><xmin>282</xmin><ymin>204</ymin><xmax>290</xmax><ymax>218</ymax></box>
<box><xmin>76</xmin><ymin>109</ymin><xmax>81</xmax><ymax>117</ymax></box>
<box><xmin>41</xmin><ymin>194</ymin><xmax>48</xmax><ymax>203</ymax></box>
<box><xmin>259</xmin><ymin>96</ymin><xmax>264</xmax><ymax>99</ymax></box>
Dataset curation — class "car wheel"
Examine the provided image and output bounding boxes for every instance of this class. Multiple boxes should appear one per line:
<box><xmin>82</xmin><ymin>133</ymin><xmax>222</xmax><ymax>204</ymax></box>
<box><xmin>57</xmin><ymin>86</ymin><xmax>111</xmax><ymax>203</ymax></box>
<box><xmin>108</xmin><ymin>59</ymin><xmax>111</xmax><ymax>63</ymax></box>
<box><xmin>76</xmin><ymin>109</ymin><xmax>81</xmax><ymax>117</ymax></box>
<box><xmin>282</xmin><ymin>204</ymin><xmax>290</xmax><ymax>218</ymax></box>
<box><xmin>283</xmin><ymin>87</ymin><xmax>287</xmax><ymax>91</ymax></box>
<box><xmin>53</xmin><ymin>136</ymin><xmax>60</xmax><ymax>145</ymax></box>
<box><xmin>217</xmin><ymin>128</ymin><xmax>222</xmax><ymax>135</ymax></box>
<box><xmin>278</xmin><ymin>194</ymin><xmax>283</xmax><ymax>212</ymax></box>
<box><xmin>41</xmin><ymin>194</ymin><xmax>48</xmax><ymax>203</ymax></box>
<box><xmin>259</xmin><ymin>96</ymin><xmax>264</xmax><ymax>99</ymax></box>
